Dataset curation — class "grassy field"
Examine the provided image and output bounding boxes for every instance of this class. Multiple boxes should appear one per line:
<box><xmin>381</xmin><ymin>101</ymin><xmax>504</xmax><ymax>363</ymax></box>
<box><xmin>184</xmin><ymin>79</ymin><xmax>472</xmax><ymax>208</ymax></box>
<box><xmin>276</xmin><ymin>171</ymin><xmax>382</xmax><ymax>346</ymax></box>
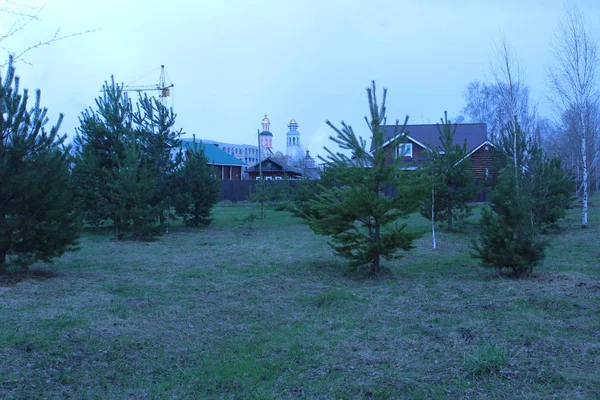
<box><xmin>1</xmin><ymin>202</ymin><xmax>599</xmax><ymax>399</ymax></box>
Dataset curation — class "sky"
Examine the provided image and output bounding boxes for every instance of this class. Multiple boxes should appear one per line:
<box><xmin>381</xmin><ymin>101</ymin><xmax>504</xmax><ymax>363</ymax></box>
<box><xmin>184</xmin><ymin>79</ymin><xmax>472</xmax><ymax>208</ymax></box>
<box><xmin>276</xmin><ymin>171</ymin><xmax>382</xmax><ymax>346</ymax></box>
<box><xmin>2</xmin><ymin>0</ymin><xmax>600</xmax><ymax>160</ymax></box>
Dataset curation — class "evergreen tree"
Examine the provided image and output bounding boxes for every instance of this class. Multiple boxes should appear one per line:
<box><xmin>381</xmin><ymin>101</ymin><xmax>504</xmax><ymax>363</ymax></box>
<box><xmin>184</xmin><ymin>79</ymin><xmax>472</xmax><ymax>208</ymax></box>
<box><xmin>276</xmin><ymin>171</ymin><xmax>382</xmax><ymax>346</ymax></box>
<box><xmin>248</xmin><ymin>179</ymin><xmax>271</xmax><ymax>219</ymax></box>
<box><xmin>472</xmin><ymin>165</ymin><xmax>545</xmax><ymax>278</ymax></box>
<box><xmin>73</xmin><ymin>78</ymin><xmax>179</xmax><ymax>239</ymax></box>
<box><xmin>420</xmin><ymin>111</ymin><xmax>477</xmax><ymax>231</ymax></box>
<box><xmin>108</xmin><ymin>140</ymin><xmax>159</xmax><ymax>239</ymax></box>
<box><xmin>307</xmin><ymin>81</ymin><xmax>426</xmax><ymax>274</ymax></box>
<box><xmin>524</xmin><ymin>147</ymin><xmax>574</xmax><ymax>232</ymax></box>
<box><xmin>497</xmin><ymin>116</ymin><xmax>529</xmax><ymax>180</ymax></box>
<box><xmin>472</xmin><ymin>114</ymin><xmax>573</xmax><ymax>277</ymax></box>
<box><xmin>291</xmin><ymin>168</ymin><xmax>338</xmax><ymax>219</ymax></box>
<box><xmin>492</xmin><ymin>118</ymin><xmax>573</xmax><ymax>232</ymax></box>
<box><xmin>133</xmin><ymin>95</ymin><xmax>183</xmax><ymax>227</ymax></box>
<box><xmin>73</xmin><ymin>77</ymin><xmax>135</xmax><ymax>229</ymax></box>
<box><xmin>173</xmin><ymin>140</ymin><xmax>219</xmax><ymax>227</ymax></box>
<box><xmin>0</xmin><ymin>58</ymin><xmax>80</xmax><ymax>272</ymax></box>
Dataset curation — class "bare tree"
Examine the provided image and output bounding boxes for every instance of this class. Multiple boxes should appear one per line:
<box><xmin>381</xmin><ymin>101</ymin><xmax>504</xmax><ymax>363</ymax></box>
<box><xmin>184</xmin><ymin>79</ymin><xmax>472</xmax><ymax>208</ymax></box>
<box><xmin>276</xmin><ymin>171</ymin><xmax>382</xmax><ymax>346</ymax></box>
<box><xmin>548</xmin><ymin>4</ymin><xmax>599</xmax><ymax>228</ymax></box>
<box><xmin>461</xmin><ymin>81</ymin><xmax>498</xmax><ymax>138</ymax></box>
<box><xmin>461</xmin><ymin>37</ymin><xmax>539</xmax><ymax>156</ymax></box>
<box><xmin>490</xmin><ymin>37</ymin><xmax>540</xmax><ymax>172</ymax></box>
<box><xmin>0</xmin><ymin>0</ymin><xmax>96</xmax><ymax>66</ymax></box>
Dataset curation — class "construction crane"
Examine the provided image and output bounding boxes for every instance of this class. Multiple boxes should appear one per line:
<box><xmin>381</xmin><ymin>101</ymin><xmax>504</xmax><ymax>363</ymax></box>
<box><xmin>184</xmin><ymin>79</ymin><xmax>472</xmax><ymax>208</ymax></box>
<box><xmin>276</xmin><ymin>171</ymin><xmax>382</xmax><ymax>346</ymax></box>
<box><xmin>101</xmin><ymin>65</ymin><xmax>174</xmax><ymax>107</ymax></box>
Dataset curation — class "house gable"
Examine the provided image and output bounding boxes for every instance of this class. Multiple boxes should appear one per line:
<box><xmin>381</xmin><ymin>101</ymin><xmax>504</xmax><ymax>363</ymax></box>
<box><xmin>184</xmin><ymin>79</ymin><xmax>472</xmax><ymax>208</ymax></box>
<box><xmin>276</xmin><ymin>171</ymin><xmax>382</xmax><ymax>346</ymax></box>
<box><xmin>375</xmin><ymin>123</ymin><xmax>495</xmax><ymax>179</ymax></box>
<box><xmin>461</xmin><ymin>140</ymin><xmax>496</xmax><ymax>180</ymax></box>
<box><xmin>246</xmin><ymin>157</ymin><xmax>304</xmax><ymax>179</ymax></box>
<box><xmin>384</xmin><ymin>138</ymin><xmax>428</xmax><ymax>167</ymax></box>
<box><xmin>375</xmin><ymin>123</ymin><xmax>488</xmax><ymax>154</ymax></box>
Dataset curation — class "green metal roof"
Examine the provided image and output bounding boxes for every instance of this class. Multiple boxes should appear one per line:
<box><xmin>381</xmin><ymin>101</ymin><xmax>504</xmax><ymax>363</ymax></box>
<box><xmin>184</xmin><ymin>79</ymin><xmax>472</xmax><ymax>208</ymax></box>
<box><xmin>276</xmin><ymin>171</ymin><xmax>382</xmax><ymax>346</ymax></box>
<box><xmin>181</xmin><ymin>139</ymin><xmax>247</xmax><ymax>166</ymax></box>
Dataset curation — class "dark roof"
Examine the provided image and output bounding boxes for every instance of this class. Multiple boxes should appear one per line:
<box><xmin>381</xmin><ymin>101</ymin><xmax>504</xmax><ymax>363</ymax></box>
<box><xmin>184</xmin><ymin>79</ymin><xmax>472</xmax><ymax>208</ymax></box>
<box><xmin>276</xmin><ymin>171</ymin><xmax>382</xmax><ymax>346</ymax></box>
<box><xmin>259</xmin><ymin>131</ymin><xmax>273</xmax><ymax>137</ymax></box>
<box><xmin>374</xmin><ymin>123</ymin><xmax>487</xmax><ymax>152</ymax></box>
<box><xmin>181</xmin><ymin>139</ymin><xmax>247</xmax><ymax>166</ymax></box>
<box><xmin>246</xmin><ymin>157</ymin><xmax>303</xmax><ymax>175</ymax></box>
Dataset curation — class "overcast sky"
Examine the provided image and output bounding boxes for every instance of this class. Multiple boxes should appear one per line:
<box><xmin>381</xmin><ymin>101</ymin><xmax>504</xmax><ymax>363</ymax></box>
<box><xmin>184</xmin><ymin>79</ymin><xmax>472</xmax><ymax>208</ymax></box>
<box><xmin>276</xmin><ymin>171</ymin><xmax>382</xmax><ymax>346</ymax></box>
<box><xmin>2</xmin><ymin>0</ymin><xmax>600</xmax><ymax>158</ymax></box>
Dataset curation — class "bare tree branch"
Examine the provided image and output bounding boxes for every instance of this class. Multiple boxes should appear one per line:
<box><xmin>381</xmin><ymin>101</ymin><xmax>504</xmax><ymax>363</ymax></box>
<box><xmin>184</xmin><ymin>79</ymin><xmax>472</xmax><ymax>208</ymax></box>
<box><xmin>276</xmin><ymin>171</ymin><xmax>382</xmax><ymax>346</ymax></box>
<box><xmin>0</xmin><ymin>0</ymin><xmax>98</xmax><ymax>66</ymax></box>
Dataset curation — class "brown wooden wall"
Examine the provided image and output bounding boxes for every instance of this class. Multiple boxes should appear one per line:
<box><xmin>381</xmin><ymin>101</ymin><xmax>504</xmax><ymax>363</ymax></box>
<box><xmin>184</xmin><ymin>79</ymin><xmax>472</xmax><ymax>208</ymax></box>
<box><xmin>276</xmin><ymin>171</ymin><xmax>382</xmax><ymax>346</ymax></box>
<box><xmin>468</xmin><ymin>145</ymin><xmax>494</xmax><ymax>180</ymax></box>
<box><xmin>213</xmin><ymin>165</ymin><xmax>243</xmax><ymax>180</ymax></box>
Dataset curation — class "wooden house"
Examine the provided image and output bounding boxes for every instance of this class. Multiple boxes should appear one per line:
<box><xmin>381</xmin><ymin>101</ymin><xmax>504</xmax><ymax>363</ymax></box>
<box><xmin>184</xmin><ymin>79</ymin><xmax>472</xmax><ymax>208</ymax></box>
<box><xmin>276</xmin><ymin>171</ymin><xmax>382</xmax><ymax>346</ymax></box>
<box><xmin>181</xmin><ymin>139</ymin><xmax>246</xmax><ymax>180</ymax></box>
<box><xmin>374</xmin><ymin>123</ymin><xmax>495</xmax><ymax>180</ymax></box>
<box><xmin>246</xmin><ymin>157</ymin><xmax>303</xmax><ymax>180</ymax></box>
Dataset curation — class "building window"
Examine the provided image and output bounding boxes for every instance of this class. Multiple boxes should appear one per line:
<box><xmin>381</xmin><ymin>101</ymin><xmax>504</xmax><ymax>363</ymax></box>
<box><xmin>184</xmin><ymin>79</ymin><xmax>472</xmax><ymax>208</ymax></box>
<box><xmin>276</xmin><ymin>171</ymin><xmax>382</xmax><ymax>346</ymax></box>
<box><xmin>265</xmin><ymin>176</ymin><xmax>273</xmax><ymax>180</ymax></box>
<box><xmin>397</xmin><ymin>143</ymin><xmax>413</xmax><ymax>158</ymax></box>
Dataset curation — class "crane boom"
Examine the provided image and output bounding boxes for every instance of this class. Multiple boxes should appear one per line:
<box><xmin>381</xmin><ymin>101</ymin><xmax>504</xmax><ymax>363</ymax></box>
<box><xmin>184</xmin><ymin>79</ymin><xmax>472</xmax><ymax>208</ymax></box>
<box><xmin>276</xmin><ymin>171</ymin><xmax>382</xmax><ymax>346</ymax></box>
<box><xmin>100</xmin><ymin>65</ymin><xmax>174</xmax><ymax>104</ymax></box>
<box><xmin>122</xmin><ymin>83</ymin><xmax>174</xmax><ymax>98</ymax></box>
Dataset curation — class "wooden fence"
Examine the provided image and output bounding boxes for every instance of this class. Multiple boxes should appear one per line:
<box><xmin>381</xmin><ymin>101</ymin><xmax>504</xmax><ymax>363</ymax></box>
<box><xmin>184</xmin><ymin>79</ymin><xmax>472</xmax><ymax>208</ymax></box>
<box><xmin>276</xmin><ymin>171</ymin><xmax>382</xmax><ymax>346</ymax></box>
<box><xmin>219</xmin><ymin>180</ymin><xmax>302</xmax><ymax>202</ymax></box>
<box><xmin>218</xmin><ymin>180</ymin><xmax>488</xmax><ymax>203</ymax></box>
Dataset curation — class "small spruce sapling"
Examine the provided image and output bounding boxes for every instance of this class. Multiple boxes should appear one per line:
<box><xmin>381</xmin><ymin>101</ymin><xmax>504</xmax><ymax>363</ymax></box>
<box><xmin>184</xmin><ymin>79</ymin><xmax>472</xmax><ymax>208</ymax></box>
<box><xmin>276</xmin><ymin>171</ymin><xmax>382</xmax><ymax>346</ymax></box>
<box><xmin>173</xmin><ymin>140</ymin><xmax>220</xmax><ymax>227</ymax></box>
<box><xmin>307</xmin><ymin>81</ymin><xmax>426</xmax><ymax>274</ymax></box>
<box><xmin>472</xmin><ymin>165</ymin><xmax>546</xmax><ymax>278</ymax></box>
<box><xmin>420</xmin><ymin>111</ymin><xmax>477</xmax><ymax>231</ymax></box>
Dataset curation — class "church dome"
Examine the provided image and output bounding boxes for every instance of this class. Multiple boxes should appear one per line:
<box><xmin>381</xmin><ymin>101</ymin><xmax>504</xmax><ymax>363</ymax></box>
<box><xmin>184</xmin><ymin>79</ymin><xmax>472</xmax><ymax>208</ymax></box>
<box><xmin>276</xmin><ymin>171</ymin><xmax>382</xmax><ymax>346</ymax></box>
<box><xmin>262</xmin><ymin>115</ymin><xmax>270</xmax><ymax>124</ymax></box>
<box><xmin>287</xmin><ymin>117</ymin><xmax>299</xmax><ymax>134</ymax></box>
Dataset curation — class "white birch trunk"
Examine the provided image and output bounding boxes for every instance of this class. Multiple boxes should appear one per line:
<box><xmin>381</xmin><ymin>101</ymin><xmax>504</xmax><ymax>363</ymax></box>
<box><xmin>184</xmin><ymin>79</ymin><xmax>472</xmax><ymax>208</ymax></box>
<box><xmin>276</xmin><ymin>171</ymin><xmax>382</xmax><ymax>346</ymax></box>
<box><xmin>431</xmin><ymin>187</ymin><xmax>436</xmax><ymax>249</ymax></box>
<box><xmin>513</xmin><ymin>117</ymin><xmax>519</xmax><ymax>191</ymax></box>
<box><xmin>582</xmin><ymin>134</ymin><xmax>588</xmax><ymax>228</ymax></box>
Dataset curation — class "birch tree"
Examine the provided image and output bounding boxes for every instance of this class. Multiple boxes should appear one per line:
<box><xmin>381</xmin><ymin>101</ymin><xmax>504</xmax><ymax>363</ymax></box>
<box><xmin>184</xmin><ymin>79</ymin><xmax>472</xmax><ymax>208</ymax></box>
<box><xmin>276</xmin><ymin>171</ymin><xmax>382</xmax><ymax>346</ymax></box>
<box><xmin>490</xmin><ymin>37</ymin><xmax>540</xmax><ymax>178</ymax></box>
<box><xmin>548</xmin><ymin>4</ymin><xmax>599</xmax><ymax>228</ymax></box>
<box><xmin>461</xmin><ymin>38</ymin><xmax>538</xmax><ymax>152</ymax></box>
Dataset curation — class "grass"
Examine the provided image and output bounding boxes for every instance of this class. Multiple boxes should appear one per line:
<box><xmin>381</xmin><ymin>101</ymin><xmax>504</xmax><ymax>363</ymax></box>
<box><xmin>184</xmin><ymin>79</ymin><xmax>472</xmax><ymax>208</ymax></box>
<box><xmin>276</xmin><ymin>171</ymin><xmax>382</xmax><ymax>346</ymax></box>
<box><xmin>0</xmin><ymin>202</ymin><xmax>599</xmax><ymax>399</ymax></box>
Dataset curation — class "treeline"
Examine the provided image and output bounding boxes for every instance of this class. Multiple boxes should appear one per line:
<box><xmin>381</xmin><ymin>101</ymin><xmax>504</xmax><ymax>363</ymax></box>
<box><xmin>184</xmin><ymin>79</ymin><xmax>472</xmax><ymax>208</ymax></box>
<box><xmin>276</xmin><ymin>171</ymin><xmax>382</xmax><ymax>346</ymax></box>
<box><xmin>459</xmin><ymin>5</ymin><xmax>598</xmax><ymax>229</ymax></box>
<box><xmin>0</xmin><ymin>60</ymin><xmax>219</xmax><ymax>272</ymax></box>
<box><xmin>263</xmin><ymin>83</ymin><xmax>573</xmax><ymax>278</ymax></box>
<box><xmin>72</xmin><ymin>77</ymin><xmax>219</xmax><ymax>239</ymax></box>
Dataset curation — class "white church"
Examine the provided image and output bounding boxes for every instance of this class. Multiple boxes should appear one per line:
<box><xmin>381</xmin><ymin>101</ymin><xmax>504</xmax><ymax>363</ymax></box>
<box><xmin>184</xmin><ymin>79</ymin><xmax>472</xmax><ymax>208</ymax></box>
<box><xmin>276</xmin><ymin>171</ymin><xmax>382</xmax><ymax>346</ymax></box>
<box><xmin>205</xmin><ymin>115</ymin><xmax>318</xmax><ymax>179</ymax></box>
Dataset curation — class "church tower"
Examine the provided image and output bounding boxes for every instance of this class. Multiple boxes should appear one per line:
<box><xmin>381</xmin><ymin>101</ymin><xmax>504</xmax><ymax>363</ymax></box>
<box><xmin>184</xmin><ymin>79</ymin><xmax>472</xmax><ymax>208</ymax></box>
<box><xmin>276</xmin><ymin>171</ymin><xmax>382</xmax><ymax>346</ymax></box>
<box><xmin>286</xmin><ymin>118</ymin><xmax>301</xmax><ymax>162</ymax></box>
<box><xmin>259</xmin><ymin>114</ymin><xmax>273</xmax><ymax>158</ymax></box>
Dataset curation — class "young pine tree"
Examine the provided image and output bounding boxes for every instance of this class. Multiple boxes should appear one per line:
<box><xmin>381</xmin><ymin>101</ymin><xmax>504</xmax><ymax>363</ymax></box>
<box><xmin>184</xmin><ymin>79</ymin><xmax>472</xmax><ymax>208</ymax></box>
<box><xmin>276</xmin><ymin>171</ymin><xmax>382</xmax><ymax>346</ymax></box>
<box><xmin>420</xmin><ymin>111</ymin><xmax>477</xmax><ymax>231</ymax></box>
<box><xmin>524</xmin><ymin>147</ymin><xmax>574</xmax><ymax>232</ymax></box>
<box><xmin>0</xmin><ymin>58</ymin><xmax>80</xmax><ymax>272</ymax></box>
<box><xmin>134</xmin><ymin>95</ymin><xmax>183</xmax><ymax>227</ymax></box>
<box><xmin>173</xmin><ymin>140</ymin><xmax>220</xmax><ymax>227</ymax></box>
<box><xmin>108</xmin><ymin>140</ymin><xmax>160</xmax><ymax>239</ymax></box>
<box><xmin>291</xmin><ymin>167</ymin><xmax>339</xmax><ymax>219</ymax></box>
<box><xmin>472</xmin><ymin>117</ymin><xmax>573</xmax><ymax>277</ymax></box>
<box><xmin>307</xmin><ymin>81</ymin><xmax>426</xmax><ymax>275</ymax></box>
<box><xmin>73</xmin><ymin>77</ymin><xmax>135</xmax><ymax>229</ymax></box>
<box><xmin>472</xmin><ymin>165</ymin><xmax>545</xmax><ymax>277</ymax></box>
<box><xmin>73</xmin><ymin>78</ymin><xmax>164</xmax><ymax>239</ymax></box>
<box><xmin>248</xmin><ymin>179</ymin><xmax>271</xmax><ymax>219</ymax></box>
